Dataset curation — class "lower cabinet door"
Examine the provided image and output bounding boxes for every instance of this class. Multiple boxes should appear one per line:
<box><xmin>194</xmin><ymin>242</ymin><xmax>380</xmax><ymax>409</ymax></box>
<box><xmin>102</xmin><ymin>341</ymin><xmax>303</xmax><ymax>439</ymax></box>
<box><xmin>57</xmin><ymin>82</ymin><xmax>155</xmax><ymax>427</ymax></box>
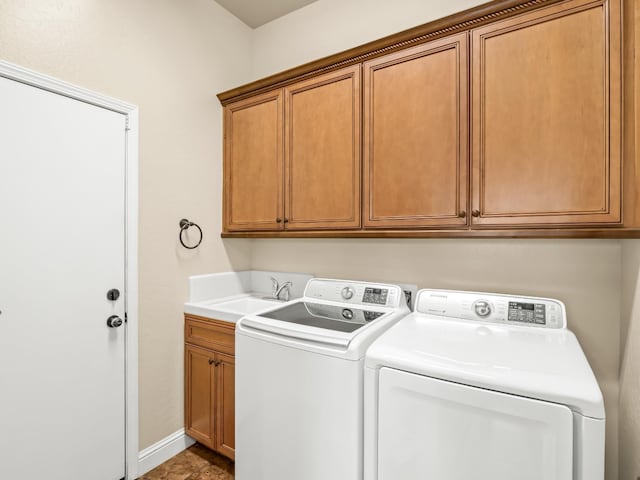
<box><xmin>185</xmin><ymin>344</ymin><xmax>215</xmax><ymax>449</ymax></box>
<box><xmin>376</xmin><ymin>368</ymin><xmax>573</xmax><ymax>480</ymax></box>
<box><xmin>215</xmin><ymin>352</ymin><xmax>236</xmax><ymax>459</ymax></box>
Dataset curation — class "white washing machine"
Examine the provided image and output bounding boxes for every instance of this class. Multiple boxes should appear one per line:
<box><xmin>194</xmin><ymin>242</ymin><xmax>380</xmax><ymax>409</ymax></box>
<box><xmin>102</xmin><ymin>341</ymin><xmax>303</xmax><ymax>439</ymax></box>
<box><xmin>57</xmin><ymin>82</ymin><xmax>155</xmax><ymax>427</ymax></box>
<box><xmin>236</xmin><ymin>278</ymin><xmax>411</xmax><ymax>480</ymax></box>
<box><xmin>364</xmin><ymin>289</ymin><xmax>605</xmax><ymax>480</ymax></box>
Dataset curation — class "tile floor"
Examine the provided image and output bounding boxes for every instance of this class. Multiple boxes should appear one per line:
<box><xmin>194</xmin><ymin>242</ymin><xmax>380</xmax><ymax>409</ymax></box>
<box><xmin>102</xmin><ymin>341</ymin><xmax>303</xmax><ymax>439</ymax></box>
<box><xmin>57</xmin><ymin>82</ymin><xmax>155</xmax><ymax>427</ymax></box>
<box><xmin>138</xmin><ymin>443</ymin><xmax>234</xmax><ymax>480</ymax></box>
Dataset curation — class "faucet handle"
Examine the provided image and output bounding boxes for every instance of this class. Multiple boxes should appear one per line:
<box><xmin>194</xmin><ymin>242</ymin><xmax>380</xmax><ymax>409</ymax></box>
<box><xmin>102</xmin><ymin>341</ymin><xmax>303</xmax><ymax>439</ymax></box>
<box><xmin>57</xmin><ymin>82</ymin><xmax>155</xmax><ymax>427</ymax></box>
<box><xmin>270</xmin><ymin>276</ymin><xmax>279</xmax><ymax>297</ymax></box>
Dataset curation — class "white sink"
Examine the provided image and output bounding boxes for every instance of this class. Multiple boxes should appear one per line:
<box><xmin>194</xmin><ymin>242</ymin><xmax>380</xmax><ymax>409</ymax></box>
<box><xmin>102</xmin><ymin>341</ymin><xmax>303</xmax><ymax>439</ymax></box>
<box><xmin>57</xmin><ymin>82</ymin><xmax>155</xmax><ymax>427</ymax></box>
<box><xmin>185</xmin><ymin>293</ymin><xmax>287</xmax><ymax>323</ymax></box>
<box><xmin>213</xmin><ymin>297</ymin><xmax>281</xmax><ymax>314</ymax></box>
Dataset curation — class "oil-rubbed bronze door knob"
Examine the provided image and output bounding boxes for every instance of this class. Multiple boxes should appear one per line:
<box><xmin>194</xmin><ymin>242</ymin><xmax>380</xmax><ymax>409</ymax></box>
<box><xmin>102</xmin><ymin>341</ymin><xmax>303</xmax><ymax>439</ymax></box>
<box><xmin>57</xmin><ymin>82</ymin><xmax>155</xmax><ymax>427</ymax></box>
<box><xmin>471</xmin><ymin>210</ymin><xmax>480</xmax><ymax>217</ymax></box>
<box><xmin>458</xmin><ymin>211</ymin><xmax>466</xmax><ymax>218</ymax></box>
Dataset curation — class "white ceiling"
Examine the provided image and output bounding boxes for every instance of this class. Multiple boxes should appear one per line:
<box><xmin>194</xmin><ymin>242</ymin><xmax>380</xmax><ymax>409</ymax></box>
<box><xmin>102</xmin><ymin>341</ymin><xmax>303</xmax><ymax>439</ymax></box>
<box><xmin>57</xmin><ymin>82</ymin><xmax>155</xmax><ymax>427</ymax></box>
<box><xmin>215</xmin><ymin>0</ymin><xmax>318</xmax><ymax>28</ymax></box>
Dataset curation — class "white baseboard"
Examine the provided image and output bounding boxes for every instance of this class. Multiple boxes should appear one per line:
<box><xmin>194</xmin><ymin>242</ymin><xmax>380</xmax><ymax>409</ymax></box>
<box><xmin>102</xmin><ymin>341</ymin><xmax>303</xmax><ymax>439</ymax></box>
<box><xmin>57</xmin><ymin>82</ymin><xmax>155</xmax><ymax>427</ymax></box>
<box><xmin>137</xmin><ymin>429</ymin><xmax>196</xmax><ymax>476</ymax></box>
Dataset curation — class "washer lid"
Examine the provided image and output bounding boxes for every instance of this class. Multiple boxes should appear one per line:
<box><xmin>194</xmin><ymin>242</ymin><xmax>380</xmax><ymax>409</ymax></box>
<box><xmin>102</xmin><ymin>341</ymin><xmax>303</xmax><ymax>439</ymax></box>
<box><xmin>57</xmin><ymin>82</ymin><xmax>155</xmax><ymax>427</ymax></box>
<box><xmin>259</xmin><ymin>301</ymin><xmax>386</xmax><ymax>333</ymax></box>
<box><xmin>365</xmin><ymin>313</ymin><xmax>604</xmax><ymax>419</ymax></box>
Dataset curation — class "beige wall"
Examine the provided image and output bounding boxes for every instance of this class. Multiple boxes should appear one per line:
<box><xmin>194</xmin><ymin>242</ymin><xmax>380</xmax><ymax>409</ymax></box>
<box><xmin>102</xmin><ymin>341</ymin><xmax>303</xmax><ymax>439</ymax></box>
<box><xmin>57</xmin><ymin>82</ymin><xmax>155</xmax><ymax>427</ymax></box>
<box><xmin>619</xmin><ymin>3</ymin><xmax>640</xmax><ymax>480</ymax></box>
<box><xmin>251</xmin><ymin>0</ymin><xmax>486</xmax><ymax>78</ymax></box>
<box><xmin>250</xmin><ymin>1</ymin><xmax>624</xmax><ymax>478</ymax></box>
<box><xmin>620</xmin><ymin>240</ymin><xmax>640</xmax><ymax>480</ymax></box>
<box><xmin>0</xmin><ymin>0</ymin><xmax>254</xmax><ymax>449</ymax></box>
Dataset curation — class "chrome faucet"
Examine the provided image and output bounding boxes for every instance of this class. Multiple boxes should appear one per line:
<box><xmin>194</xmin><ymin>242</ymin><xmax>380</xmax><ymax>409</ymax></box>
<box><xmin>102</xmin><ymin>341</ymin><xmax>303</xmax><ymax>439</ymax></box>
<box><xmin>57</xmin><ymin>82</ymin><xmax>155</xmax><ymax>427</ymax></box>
<box><xmin>270</xmin><ymin>277</ymin><xmax>293</xmax><ymax>301</ymax></box>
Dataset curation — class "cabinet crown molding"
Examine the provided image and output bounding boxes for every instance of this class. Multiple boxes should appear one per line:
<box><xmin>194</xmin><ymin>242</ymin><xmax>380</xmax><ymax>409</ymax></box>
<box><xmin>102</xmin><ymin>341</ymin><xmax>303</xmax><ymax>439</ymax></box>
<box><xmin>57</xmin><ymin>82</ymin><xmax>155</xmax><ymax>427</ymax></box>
<box><xmin>217</xmin><ymin>0</ymin><xmax>565</xmax><ymax>105</ymax></box>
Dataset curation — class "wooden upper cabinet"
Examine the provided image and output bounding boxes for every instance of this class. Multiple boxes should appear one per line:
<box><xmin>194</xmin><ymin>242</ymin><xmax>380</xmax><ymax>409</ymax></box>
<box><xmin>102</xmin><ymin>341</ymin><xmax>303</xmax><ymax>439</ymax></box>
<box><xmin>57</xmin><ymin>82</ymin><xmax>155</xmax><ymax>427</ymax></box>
<box><xmin>471</xmin><ymin>0</ymin><xmax>622</xmax><ymax>227</ymax></box>
<box><xmin>224</xmin><ymin>90</ymin><xmax>283</xmax><ymax>231</ymax></box>
<box><xmin>363</xmin><ymin>33</ymin><xmax>469</xmax><ymax>228</ymax></box>
<box><xmin>284</xmin><ymin>66</ymin><xmax>361</xmax><ymax>229</ymax></box>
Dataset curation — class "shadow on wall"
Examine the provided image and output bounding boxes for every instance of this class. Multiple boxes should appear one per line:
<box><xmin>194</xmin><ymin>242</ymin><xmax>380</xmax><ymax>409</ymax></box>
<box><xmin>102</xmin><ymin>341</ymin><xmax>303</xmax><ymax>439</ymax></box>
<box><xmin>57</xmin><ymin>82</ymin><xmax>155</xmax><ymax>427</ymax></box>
<box><xmin>620</xmin><ymin>240</ymin><xmax>640</xmax><ymax>480</ymax></box>
<box><xmin>222</xmin><ymin>238</ymin><xmax>253</xmax><ymax>271</ymax></box>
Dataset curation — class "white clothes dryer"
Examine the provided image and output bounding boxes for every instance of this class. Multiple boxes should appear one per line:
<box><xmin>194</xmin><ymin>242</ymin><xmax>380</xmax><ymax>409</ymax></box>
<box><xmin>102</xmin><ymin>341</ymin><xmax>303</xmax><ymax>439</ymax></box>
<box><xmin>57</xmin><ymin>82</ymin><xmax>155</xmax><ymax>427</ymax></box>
<box><xmin>364</xmin><ymin>289</ymin><xmax>605</xmax><ymax>480</ymax></box>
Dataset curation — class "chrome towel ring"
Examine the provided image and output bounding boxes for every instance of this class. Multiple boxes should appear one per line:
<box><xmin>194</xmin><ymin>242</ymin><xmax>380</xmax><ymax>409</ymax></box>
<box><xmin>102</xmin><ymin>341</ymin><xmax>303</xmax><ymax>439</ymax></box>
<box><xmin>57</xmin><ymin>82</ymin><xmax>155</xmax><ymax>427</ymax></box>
<box><xmin>179</xmin><ymin>218</ymin><xmax>203</xmax><ymax>249</ymax></box>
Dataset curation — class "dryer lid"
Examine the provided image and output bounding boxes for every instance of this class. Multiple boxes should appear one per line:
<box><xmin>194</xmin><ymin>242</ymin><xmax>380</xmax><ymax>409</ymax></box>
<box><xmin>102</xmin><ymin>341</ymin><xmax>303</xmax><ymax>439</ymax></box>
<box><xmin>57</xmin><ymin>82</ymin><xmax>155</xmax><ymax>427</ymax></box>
<box><xmin>365</xmin><ymin>313</ymin><xmax>605</xmax><ymax>419</ymax></box>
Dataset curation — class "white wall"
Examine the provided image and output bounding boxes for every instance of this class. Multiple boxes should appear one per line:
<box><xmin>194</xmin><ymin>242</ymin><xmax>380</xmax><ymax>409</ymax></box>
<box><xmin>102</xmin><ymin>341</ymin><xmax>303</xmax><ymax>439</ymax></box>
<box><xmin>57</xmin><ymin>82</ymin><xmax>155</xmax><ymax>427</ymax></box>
<box><xmin>0</xmin><ymin>0</ymin><xmax>253</xmax><ymax>450</ymax></box>
<box><xmin>249</xmin><ymin>2</ymin><xmax>623</xmax><ymax>479</ymax></box>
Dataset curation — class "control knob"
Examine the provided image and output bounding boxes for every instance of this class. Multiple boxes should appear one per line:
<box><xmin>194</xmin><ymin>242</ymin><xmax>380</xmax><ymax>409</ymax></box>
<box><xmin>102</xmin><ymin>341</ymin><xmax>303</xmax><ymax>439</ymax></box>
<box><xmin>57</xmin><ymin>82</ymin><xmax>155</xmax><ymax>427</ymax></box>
<box><xmin>473</xmin><ymin>300</ymin><xmax>492</xmax><ymax>318</ymax></box>
<box><xmin>341</xmin><ymin>286</ymin><xmax>355</xmax><ymax>300</ymax></box>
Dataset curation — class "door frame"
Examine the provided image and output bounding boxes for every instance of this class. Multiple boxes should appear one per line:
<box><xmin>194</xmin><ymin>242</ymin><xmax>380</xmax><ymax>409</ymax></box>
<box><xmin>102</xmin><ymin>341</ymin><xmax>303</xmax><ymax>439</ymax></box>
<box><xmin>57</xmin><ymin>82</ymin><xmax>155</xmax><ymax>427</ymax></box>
<box><xmin>0</xmin><ymin>59</ymin><xmax>140</xmax><ymax>480</ymax></box>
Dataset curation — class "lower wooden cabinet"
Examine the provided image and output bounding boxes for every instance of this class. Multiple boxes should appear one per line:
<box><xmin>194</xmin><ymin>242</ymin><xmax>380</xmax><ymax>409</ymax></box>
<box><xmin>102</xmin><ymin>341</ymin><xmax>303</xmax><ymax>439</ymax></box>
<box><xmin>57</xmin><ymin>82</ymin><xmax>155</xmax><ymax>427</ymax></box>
<box><xmin>184</xmin><ymin>315</ymin><xmax>235</xmax><ymax>459</ymax></box>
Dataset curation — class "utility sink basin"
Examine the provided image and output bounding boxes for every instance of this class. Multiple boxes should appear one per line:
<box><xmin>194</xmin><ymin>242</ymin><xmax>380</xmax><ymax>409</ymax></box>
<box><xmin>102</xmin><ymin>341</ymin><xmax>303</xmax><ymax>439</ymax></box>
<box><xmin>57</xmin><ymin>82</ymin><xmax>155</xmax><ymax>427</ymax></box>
<box><xmin>213</xmin><ymin>296</ymin><xmax>282</xmax><ymax>315</ymax></box>
<box><xmin>185</xmin><ymin>295</ymin><xmax>284</xmax><ymax>323</ymax></box>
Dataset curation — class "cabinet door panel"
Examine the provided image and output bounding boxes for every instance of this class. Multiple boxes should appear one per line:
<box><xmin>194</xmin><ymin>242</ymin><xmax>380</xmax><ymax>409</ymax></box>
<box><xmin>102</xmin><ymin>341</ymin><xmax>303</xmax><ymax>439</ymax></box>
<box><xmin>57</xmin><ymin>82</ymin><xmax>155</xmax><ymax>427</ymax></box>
<box><xmin>364</xmin><ymin>33</ymin><xmax>469</xmax><ymax>228</ymax></box>
<box><xmin>215</xmin><ymin>353</ymin><xmax>235</xmax><ymax>460</ymax></box>
<box><xmin>285</xmin><ymin>66</ymin><xmax>361</xmax><ymax>229</ymax></box>
<box><xmin>185</xmin><ymin>344</ymin><xmax>215</xmax><ymax>449</ymax></box>
<box><xmin>224</xmin><ymin>90</ymin><xmax>283</xmax><ymax>231</ymax></box>
<box><xmin>471</xmin><ymin>0</ymin><xmax>621</xmax><ymax>226</ymax></box>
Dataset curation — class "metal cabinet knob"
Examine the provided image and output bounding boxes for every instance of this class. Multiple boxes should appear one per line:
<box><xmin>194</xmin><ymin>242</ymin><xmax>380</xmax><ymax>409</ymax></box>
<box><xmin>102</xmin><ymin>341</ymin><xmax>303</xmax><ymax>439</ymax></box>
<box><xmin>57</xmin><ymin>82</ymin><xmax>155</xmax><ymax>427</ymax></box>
<box><xmin>107</xmin><ymin>315</ymin><xmax>123</xmax><ymax>328</ymax></box>
<box><xmin>472</xmin><ymin>210</ymin><xmax>480</xmax><ymax>217</ymax></box>
<box><xmin>276</xmin><ymin>218</ymin><xmax>282</xmax><ymax>223</ymax></box>
<box><xmin>458</xmin><ymin>211</ymin><xmax>466</xmax><ymax>218</ymax></box>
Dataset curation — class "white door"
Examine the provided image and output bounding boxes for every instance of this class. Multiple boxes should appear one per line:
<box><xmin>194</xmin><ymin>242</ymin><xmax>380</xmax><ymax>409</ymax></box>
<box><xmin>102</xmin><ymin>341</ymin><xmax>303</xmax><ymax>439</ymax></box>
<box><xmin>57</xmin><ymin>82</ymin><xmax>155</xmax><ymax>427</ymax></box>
<box><xmin>0</xmin><ymin>75</ymin><xmax>126</xmax><ymax>479</ymax></box>
<box><xmin>376</xmin><ymin>368</ymin><xmax>573</xmax><ymax>480</ymax></box>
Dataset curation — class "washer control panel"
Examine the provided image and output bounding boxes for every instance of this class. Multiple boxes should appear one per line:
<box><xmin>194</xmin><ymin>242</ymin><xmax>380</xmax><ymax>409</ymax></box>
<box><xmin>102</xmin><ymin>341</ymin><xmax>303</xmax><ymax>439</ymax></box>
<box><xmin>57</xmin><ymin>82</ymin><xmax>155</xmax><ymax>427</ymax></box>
<box><xmin>362</xmin><ymin>287</ymin><xmax>388</xmax><ymax>305</ymax></box>
<box><xmin>304</xmin><ymin>279</ymin><xmax>403</xmax><ymax>308</ymax></box>
<box><xmin>508</xmin><ymin>301</ymin><xmax>547</xmax><ymax>325</ymax></box>
<box><xmin>415</xmin><ymin>289</ymin><xmax>566</xmax><ymax>329</ymax></box>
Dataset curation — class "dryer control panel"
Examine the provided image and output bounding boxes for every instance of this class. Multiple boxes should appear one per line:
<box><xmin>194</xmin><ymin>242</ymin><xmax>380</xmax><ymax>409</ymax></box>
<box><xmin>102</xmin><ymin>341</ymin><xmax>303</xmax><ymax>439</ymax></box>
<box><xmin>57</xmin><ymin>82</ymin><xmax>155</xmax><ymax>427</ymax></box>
<box><xmin>415</xmin><ymin>290</ymin><xmax>566</xmax><ymax>329</ymax></box>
